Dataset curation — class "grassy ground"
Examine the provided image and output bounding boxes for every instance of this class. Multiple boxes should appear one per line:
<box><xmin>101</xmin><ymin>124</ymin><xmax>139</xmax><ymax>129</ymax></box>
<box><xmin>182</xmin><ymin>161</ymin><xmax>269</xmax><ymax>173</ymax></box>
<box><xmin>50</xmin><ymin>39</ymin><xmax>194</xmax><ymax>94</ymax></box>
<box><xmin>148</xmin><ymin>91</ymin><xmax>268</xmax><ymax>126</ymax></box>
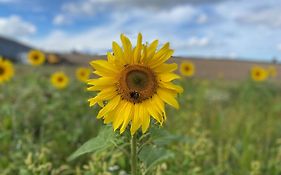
<box><xmin>0</xmin><ymin>65</ymin><xmax>281</xmax><ymax>175</ymax></box>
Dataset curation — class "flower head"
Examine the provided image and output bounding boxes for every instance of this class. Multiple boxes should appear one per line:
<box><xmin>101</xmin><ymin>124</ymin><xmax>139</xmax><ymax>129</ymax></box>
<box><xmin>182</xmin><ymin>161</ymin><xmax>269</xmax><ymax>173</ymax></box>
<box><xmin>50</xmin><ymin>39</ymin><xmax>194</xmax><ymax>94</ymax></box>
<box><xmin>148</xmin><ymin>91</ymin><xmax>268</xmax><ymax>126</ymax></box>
<box><xmin>251</xmin><ymin>65</ymin><xmax>268</xmax><ymax>82</ymax></box>
<box><xmin>28</xmin><ymin>50</ymin><xmax>45</xmax><ymax>66</ymax></box>
<box><xmin>76</xmin><ymin>67</ymin><xmax>91</xmax><ymax>82</ymax></box>
<box><xmin>180</xmin><ymin>61</ymin><xmax>195</xmax><ymax>77</ymax></box>
<box><xmin>87</xmin><ymin>33</ymin><xmax>183</xmax><ymax>135</ymax></box>
<box><xmin>0</xmin><ymin>57</ymin><xmax>14</xmax><ymax>84</ymax></box>
<box><xmin>268</xmin><ymin>66</ymin><xmax>277</xmax><ymax>78</ymax></box>
<box><xmin>50</xmin><ymin>72</ymin><xmax>69</xmax><ymax>89</ymax></box>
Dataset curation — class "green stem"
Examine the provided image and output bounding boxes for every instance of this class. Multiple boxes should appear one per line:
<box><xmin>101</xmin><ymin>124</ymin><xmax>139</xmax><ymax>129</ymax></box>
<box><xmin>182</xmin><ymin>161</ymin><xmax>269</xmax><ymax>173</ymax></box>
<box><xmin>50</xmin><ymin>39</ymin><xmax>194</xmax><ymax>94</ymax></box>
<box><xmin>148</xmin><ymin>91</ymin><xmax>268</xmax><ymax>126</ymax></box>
<box><xmin>131</xmin><ymin>134</ymin><xmax>137</xmax><ymax>175</ymax></box>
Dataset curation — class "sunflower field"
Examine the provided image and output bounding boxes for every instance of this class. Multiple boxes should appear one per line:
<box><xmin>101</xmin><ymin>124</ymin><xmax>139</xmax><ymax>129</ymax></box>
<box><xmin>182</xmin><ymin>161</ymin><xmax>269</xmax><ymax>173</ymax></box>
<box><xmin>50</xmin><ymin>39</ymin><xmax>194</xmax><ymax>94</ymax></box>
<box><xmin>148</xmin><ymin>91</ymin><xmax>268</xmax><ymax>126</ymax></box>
<box><xmin>0</xmin><ymin>63</ymin><xmax>281</xmax><ymax>175</ymax></box>
<box><xmin>0</xmin><ymin>35</ymin><xmax>281</xmax><ymax>175</ymax></box>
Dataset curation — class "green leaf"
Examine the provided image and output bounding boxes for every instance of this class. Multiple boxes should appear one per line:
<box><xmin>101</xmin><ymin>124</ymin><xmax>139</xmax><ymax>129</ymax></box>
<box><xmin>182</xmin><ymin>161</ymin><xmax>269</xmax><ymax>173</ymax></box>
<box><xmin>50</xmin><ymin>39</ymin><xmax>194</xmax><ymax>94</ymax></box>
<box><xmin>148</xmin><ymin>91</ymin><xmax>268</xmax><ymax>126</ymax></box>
<box><xmin>67</xmin><ymin>126</ymin><xmax>115</xmax><ymax>161</ymax></box>
<box><xmin>150</xmin><ymin>127</ymin><xmax>189</xmax><ymax>146</ymax></box>
<box><xmin>139</xmin><ymin>146</ymin><xmax>174</xmax><ymax>174</ymax></box>
<box><xmin>273</xmin><ymin>102</ymin><xmax>281</xmax><ymax>112</ymax></box>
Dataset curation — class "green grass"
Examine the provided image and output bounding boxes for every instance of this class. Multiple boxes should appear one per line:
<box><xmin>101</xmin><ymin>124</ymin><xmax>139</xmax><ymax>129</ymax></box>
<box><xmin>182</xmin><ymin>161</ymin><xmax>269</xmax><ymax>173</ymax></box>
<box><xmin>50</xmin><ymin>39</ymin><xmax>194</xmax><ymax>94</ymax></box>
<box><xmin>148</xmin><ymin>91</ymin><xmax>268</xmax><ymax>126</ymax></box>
<box><xmin>1</xmin><ymin>65</ymin><xmax>281</xmax><ymax>175</ymax></box>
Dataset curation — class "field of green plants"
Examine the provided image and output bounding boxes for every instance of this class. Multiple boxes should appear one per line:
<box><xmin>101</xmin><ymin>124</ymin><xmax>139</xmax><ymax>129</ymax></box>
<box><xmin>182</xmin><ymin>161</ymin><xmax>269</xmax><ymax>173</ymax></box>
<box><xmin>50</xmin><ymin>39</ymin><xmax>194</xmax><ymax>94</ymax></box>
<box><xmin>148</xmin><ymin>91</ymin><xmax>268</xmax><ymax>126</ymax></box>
<box><xmin>1</xmin><ymin>65</ymin><xmax>281</xmax><ymax>175</ymax></box>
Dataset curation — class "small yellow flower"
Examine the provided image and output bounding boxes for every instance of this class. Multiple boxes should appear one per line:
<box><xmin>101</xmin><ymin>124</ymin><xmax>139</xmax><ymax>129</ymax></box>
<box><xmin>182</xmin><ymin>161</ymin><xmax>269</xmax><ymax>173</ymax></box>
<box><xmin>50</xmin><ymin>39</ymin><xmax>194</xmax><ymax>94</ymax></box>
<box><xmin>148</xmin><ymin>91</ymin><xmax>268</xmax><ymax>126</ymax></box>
<box><xmin>0</xmin><ymin>57</ymin><xmax>14</xmax><ymax>84</ymax></box>
<box><xmin>251</xmin><ymin>65</ymin><xmax>268</xmax><ymax>82</ymax></box>
<box><xmin>268</xmin><ymin>66</ymin><xmax>277</xmax><ymax>78</ymax></box>
<box><xmin>50</xmin><ymin>72</ymin><xmax>69</xmax><ymax>89</ymax></box>
<box><xmin>87</xmin><ymin>33</ymin><xmax>183</xmax><ymax>135</ymax></box>
<box><xmin>47</xmin><ymin>54</ymin><xmax>60</xmax><ymax>64</ymax></box>
<box><xmin>180</xmin><ymin>61</ymin><xmax>195</xmax><ymax>77</ymax></box>
<box><xmin>28</xmin><ymin>50</ymin><xmax>45</xmax><ymax>66</ymax></box>
<box><xmin>76</xmin><ymin>67</ymin><xmax>91</xmax><ymax>82</ymax></box>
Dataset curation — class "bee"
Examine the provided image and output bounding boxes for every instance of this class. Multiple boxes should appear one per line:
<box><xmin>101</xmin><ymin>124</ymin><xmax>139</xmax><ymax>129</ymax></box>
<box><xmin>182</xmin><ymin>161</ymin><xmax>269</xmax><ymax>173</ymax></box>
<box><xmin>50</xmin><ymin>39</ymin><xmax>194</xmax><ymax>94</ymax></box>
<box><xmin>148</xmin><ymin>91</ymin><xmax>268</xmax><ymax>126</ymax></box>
<box><xmin>130</xmin><ymin>91</ymin><xmax>140</xmax><ymax>100</ymax></box>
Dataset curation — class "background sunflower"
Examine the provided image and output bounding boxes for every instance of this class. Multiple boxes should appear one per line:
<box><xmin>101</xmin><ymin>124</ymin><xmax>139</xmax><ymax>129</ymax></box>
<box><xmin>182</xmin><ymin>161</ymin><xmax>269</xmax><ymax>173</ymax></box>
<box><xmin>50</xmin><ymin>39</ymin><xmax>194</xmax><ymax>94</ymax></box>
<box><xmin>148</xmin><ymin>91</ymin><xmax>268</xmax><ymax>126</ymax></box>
<box><xmin>251</xmin><ymin>66</ymin><xmax>268</xmax><ymax>82</ymax></box>
<box><xmin>50</xmin><ymin>72</ymin><xmax>69</xmax><ymax>89</ymax></box>
<box><xmin>76</xmin><ymin>67</ymin><xmax>91</xmax><ymax>82</ymax></box>
<box><xmin>0</xmin><ymin>57</ymin><xmax>14</xmax><ymax>84</ymax></box>
<box><xmin>180</xmin><ymin>61</ymin><xmax>195</xmax><ymax>77</ymax></box>
<box><xmin>28</xmin><ymin>50</ymin><xmax>46</xmax><ymax>66</ymax></box>
<box><xmin>268</xmin><ymin>66</ymin><xmax>277</xmax><ymax>78</ymax></box>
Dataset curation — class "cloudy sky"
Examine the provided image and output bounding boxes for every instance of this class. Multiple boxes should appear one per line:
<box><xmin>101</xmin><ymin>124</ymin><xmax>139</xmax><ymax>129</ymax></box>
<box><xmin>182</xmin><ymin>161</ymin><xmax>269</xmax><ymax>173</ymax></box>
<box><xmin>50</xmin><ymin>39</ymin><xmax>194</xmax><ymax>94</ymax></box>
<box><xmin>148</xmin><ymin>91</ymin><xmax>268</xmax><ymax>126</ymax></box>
<box><xmin>0</xmin><ymin>0</ymin><xmax>281</xmax><ymax>60</ymax></box>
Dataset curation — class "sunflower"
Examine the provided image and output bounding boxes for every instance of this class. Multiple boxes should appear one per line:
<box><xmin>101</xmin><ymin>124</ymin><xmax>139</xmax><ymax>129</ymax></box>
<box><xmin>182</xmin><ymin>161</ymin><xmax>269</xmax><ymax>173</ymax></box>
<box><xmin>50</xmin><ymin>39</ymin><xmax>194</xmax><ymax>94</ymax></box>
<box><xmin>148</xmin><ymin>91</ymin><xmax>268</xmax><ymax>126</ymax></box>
<box><xmin>0</xmin><ymin>57</ymin><xmax>14</xmax><ymax>84</ymax></box>
<box><xmin>28</xmin><ymin>50</ymin><xmax>45</xmax><ymax>66</ymax></box>
<box><xmin>87</xmin><ymin>33</ymin><xmax>183</xmax><ymax>135</ymax></box>
<box><xmin>50</xmin><ymin>72</ymin><xmax>69</xmax><ymax>89</ymax></box>
<box><xmin>180</xmin><ymin>61</ymin><xmax>195</xmax><ymax>77</ymax></box>
<box><xmin>47</xmin><ymin>54</ymin><xmax>60</xmax><ymax>64</ymax></box>
<box><xmin>268</xmin><ymin>66</ymin><xmax>277</xmax><ymax>78</ymax></box>
<box><xmin>251</xmin><ymin>66</ymin><xmax>268</xmax><ymax>82</ymax></box>
<box><xmin>76</xmin><ymin>67</ymin><xmax>91</xmax><ymax>82</ymax></box>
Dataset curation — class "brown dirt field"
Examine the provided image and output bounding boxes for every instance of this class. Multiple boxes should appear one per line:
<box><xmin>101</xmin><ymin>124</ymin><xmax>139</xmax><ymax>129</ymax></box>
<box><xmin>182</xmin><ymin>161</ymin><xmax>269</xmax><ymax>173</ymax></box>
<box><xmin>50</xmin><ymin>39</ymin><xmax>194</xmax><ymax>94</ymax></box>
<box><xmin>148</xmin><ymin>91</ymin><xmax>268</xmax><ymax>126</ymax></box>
<box><xmin>60</xmin><ymin>53</ymin><xmax>280</xmax><ymax>81</ymax></box>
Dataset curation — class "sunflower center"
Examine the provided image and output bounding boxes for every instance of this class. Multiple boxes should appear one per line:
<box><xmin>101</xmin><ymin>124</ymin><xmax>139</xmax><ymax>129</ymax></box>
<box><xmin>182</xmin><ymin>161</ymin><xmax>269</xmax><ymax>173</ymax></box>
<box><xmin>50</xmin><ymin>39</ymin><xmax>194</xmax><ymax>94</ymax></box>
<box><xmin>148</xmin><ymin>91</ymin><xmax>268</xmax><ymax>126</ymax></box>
<box><xmin>33</xmin><ymin>55</ymin><xmax>39</xmax><ymax>60</ymax></box>
<box><xmin>57</xmin><ymin>77</ymin><xmax>64</xmax><ymax>82</ymax></box>
<box><xmin>127</xmin><ymin>70</ymin><xmax>148</xmax><ymax>89</ymax></box>
<box><xmin>118</xmin><ymin>65</ymin><xmax>157</xmax><ymax>103</ymax></box>
<box><xmin>185</xmin><ymin>66</ymin><xmax>190</xmax><ymax>71</ymax></box>
<box><xmin>0</xmin><ymin>66</ymin><xmax>5</xmax><ymax>75</ymax></box>
<box><xmin>255</xmin><ymin>72</ymin><xmax>260</xmax><ymax>77</ymax></box>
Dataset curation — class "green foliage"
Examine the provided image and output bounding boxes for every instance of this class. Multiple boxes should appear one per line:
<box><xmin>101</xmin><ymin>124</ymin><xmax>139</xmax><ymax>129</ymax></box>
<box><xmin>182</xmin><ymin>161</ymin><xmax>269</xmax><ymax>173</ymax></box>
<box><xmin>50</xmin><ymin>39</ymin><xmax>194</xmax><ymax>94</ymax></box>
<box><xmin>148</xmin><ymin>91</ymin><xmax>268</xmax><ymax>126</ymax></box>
<box><xmin>68</xmin><ymin>126</ymin><xmax>116</xmax><ymax>161</ymax></box>
<box><xmin>1</xmin><ymin>65</ymin><xmax>281</xmax><ymax>174</ymax></box>
<box><xmin>139</xmin><ymin>146</ymin><xmax>174</xmax><ymax>174</ymax></box>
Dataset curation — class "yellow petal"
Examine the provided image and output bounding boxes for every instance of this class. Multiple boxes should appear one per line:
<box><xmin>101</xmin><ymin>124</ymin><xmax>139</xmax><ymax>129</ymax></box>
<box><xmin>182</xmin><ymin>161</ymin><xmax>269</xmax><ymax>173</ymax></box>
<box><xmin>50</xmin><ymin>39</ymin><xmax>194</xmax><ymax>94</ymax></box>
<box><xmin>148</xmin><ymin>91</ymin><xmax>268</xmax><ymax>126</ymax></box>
<box><xmin>141</xmin><ymin>108</ymin><xmax>150</xmax><ymax>133</ymax></box>
<box><xmin>144</xmin><ymin>99</ymin><xmax>163</xmax><ymax>124</ymax></box>
<box><xmin>146</xmin><ymin>40</ymin><xmax>159</xmax><ymax>60</ymax></box>
<box><xmin>140</xmin><ymin>45</ymin><xmax>147</xmax><ymax>63</ymax></box>
<box><xmin>88</xmin><ymin>87</ymin><xmax>117</xmax><ymax>106</ymax></box>
<box><xmin>120</xmin><ymin>34</ymin><xmax>133</xmax><ymax>64</ymax></box>
<box><xmin>153</xmin><ymin>94</ymin><xmax>166</xmax><ymax>120</ymax></box>
<box><xmin>153</xmin><ymin>63</ymin><xmax>178</xmax><ymax>73</ymax></box>
<box><xmin>112</xmin><ymin>101</ymin><xmax>128</xmax><ymax>131</ymax></box>
<box><xmin>112</xmin><ymin>42</ymin><xmax>126</xmax><ymax>64</ymax></box>
<box><xmin>87</xmin><ymin>77</ymin><xmax>116</xmax><ymax>86</ymax></box>
<box><xmin>149</xmin><ymin>43</ymin><xmax>170</xmax><ymax>64</ymax></box>
<box><xmin>90</xmin><ymin>60</ymin><xmax>118</xmax><ymax>77</ymax></box>
<box><xmin>133</xmin><ymin>33</ymin><xmax>142</xmax><ymax>63</ymax></box>
<box><xmin>120</xmin><ymin>102</ymin><xmax>134</xmax><ymax>133</ymax></box>
<box><xmin>104</xmin><ymin>111</ymin><xmax>115</xmax><ymax>124</ymax></box>
<box><xmin>158</xmin><ymin>73</ymin><xmax>181</xmax><ymax>82</ymax></box>
<box><xmin>159</xmin><ymin>81</ymin><xmax>184</xmax><ymax>94</ymax></box>
<box><xmin>107</xmin><ymin>52</ymin><xmax>115</xmax><ymax>63</ymax></box>
<box><xmin>130</xmin><ymin>104</ymin><xmax>142</xmax><ymax>135</ymax></box>
<box><xmin>151</xmin><ymin>49</ymin><xmax>174</xmax><ymax>68</ymax></box>
<box><xmin>157</xmin><ymin>89</ymin><xmax>179</xmax><ymax>109</ymax></box>
<box><xmin>97</xmin><ymin>95</ymin><xmax>120</xmax><ymax>118</ymax></box>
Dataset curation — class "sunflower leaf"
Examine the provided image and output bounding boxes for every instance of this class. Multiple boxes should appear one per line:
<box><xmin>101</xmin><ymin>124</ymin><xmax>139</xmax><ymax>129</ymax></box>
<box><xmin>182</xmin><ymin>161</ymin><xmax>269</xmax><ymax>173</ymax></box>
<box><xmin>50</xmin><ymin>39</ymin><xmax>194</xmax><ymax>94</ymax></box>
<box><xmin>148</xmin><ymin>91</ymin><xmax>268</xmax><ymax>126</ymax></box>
<box><xmin>67</xmin><ymin>126</ymin><xmax>115</xmax><ymax>161</ymax></box>
<box><xmin>138</xmin><ymin>146</ymin><xmax>174</xmax><ymax>174</ymax></box>
<box><xmin>150</xmin><ymin>127</ymin><xmax>188</xmax><ymax>146</ymax></box>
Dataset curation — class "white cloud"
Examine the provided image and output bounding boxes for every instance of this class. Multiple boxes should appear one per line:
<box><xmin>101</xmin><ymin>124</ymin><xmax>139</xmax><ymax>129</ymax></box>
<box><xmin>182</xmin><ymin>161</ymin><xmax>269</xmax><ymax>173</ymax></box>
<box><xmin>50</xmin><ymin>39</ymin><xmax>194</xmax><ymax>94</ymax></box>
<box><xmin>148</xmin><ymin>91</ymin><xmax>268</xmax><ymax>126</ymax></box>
<box><xmin>196</xmin><ymin>14</ymin><xmax>208</xmax><ymax>24</ymax></box>
<box><xmin>187</xmin><ymin>36</ymin><xmax>209</xmax><ymax>47</ymax></box>
<box><xmin>53</xmin><ymin>14</ymin><xmax>70</xmax><ymax>25</ymax></box>
<box><xmin>236</xmin><ymin>7</ymin><xmax>281</xmax><ymax>28</ymax></box>
<box><xmin>151</xmin><ymin>5</ymin><xmax>197</xmax><ymax>24</ymax></box>
<box><xmin>228</xmin><ymin>51</ymin><xmax>237</xmax><ymax>59</ymax></box>
<box><xmin>28</xmin><ymin>21</ymin><xmax>123</xmax><ymax>53</ymax></box>
<box><xmin>33</xmin><ymin>5</ymin><xmax>203</xmax><ymax>55</ymax></box>
<box><xmin>277</xmin><ymin>44</ymin><xmax>281</xmax><ymax>52</ymax></box>
<box><xmin>0</xmin><ymin>15</ymin><xmax>36</xmax><ymax>37</ymax></box>
<box><xmin>54</xmin><ymin>0</ymin><xmax>210</xmax><ymax>25</ymax></box>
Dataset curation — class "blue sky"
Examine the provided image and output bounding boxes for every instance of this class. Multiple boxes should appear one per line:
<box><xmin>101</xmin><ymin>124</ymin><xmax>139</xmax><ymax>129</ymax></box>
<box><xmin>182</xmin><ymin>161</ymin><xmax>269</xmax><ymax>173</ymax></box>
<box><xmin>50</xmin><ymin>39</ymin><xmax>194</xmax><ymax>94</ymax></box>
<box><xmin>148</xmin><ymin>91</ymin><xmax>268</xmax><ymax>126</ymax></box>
<box><xmin>0</xmin><ymin>0</ymin><xmax>281</xmax><ymax>61</ymax></box>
